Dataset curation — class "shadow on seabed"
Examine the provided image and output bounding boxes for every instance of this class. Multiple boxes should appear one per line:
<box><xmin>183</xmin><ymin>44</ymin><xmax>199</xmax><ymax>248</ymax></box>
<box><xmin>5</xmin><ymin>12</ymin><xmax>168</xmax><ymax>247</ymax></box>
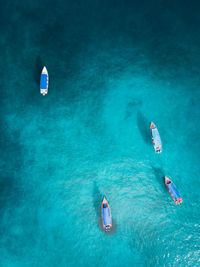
<box><xmin>137</xmin><ymin>110</ymin><xmax>151</xmax><ymax>145</ymax></box>
<box><xmin>151</xmin><ymin>166</ymin><xmax>166</xmax><ymax>192</ymax></box>
<box><xmin>34</xmin><ymin>56</ymin><xmax>43</xmax><ymax>85</ymax></box>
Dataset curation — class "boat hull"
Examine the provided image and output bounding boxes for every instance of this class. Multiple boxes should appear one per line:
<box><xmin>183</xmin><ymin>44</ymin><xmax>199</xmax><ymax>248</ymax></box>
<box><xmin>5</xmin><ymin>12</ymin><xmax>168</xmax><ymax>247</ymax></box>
<box><xmin>101</xmin><ymin>197</ymin><xmax>112</xmax><ymax>230</ymax></box>
<box><xmin>165</xmin><ymin>177</ymin><xmax>182</xmax><ymax>204</ymax></box>
<box><xmin>40</xmin><ymin>66</ymin><xmax>49</xmax><ymax>96</ymax></box>
<box><xmin>150</xmin><ymin>122</ymin><xmax>162</xmax><ymax>153</ymax></box>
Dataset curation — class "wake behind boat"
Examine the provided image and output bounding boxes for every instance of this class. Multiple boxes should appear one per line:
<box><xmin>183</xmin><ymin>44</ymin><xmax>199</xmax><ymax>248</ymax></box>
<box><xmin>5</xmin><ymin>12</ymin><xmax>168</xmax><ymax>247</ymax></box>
<box><xmin>40</xmin><ymin>66</ymin><xmax>48</xmax><ymax>95</ymax></box>
<box><xmin>150</xmin><ymin>122</ymin><xmax>162</xmax><ymax>153</ymax></box>
<box><xmin>165</xmin><ymin>176</ymin><xmax>182</xmax><ymax>204</ymax></box>
<box><xmin>101</xmin><ymin>197</ymin><xmax>112</xmax><ymax>231</ymax></box>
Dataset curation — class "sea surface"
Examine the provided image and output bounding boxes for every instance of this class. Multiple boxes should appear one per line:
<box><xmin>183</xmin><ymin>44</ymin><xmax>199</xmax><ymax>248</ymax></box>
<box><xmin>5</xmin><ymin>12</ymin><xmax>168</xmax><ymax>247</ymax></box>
<box><xmin>0</xmin><ymin>0</ymin><xmax>200</xmax><ymax>266</ymax></box>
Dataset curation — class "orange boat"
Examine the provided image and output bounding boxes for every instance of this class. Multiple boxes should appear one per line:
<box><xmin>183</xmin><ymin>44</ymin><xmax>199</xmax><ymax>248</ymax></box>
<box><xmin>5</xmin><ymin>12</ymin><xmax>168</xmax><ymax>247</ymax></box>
<box><xmin>101</xmin><ymin>197</ymin><xmax>112</xmax><ymax>231</ymax></box>
<box><xmin>150</xmin><ymin>122</ymin><xmax>162</xmax><ymax>153</ymax></box>
<box><xmin>165</xmin><ymin>177</ymin><xmax>182</xmax><ymax>204</ymax></box>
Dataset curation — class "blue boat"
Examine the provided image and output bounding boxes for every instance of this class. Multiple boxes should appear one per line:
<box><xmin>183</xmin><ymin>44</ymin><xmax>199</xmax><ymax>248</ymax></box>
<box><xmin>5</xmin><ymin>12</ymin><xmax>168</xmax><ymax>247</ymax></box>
<box><xmin>40</xmin><ymin>66</ymin><xmax>48</xmax><ymax>95</ymax></box>
<box><xmin>165</xmin><ymin>176</ymin><xmax>182</xmax><ymax>204</ymax></box>
<box><xmin>101</xmin><ymin>197</ymin><xmax>112</xmax><ymax>231</ymax></box>
<box><xmin>150</xmin><ymin>122</ymin><xmax>162</xmax><ymax>153</ymax></box>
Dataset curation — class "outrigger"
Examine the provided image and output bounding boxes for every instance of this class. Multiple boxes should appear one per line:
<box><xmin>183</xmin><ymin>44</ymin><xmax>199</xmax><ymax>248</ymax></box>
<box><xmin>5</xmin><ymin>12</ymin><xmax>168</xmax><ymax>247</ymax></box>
<box><xmin>150</xmin><ymin>122</ymin><xmax>162</xmax><ymax>153</ymax></box>
<box><xmin>101</xmin><ymin>197</ymin><xmax>112</xmax><ymax>231</ymax></box>
<box><xmin>165</xmin><ymin>176</ymin><xmax>182</xmax><ymax>204</ymax></box>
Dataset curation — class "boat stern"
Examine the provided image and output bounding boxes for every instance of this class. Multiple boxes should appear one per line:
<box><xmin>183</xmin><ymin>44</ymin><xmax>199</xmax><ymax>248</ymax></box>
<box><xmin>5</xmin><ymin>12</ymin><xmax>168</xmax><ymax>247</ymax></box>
<box><xmin>155</xmin><ymin>146</ymin><xmax>162</xmax><ymax>153</ymax></box>
<box><xmin>175</xmin><ymin>198</ymin><xmax>183</xmax><ymax>205</ymax></box>
<box><xmin>40</xmin><ymin>89</ymin><xmax>48</xmax><ymax>96</ymax></box>
<box><xmin>105</xmin><ymin>225</ymin><xmax>112</xmax><ymax>231</ymax></box>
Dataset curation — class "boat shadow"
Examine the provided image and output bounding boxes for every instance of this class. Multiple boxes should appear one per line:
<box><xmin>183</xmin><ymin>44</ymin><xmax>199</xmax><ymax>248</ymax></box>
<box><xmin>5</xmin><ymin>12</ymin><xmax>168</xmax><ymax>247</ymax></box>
<box><xmin>34</xmin><ymin>56</ymin><xmax>43</xmax><ymax>85</ymax></box>
<box><xmin>27</xmin><ymin>56</ymin><xmax>44</xmax><ymax>102</ymax></box>
<box><xmin>137</xmin><ymin>110</ymin><xmax>151</xmax><ymax>145</ymax></box>
<box><xmin>93</xmin><ymin>182</ymin><xmax>116</xmax><ymax>235</ymax></box>
<box><xmin>151</xmin><ymin>166</ymin><xmax>166</xmax><ymax>192</ymax></box>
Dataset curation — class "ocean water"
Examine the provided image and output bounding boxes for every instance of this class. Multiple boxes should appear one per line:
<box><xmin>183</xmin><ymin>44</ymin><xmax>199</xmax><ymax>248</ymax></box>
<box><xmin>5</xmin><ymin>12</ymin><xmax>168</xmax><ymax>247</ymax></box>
<box><xmin>0</xmin><ymin>0</ymin><xmax>200</xmax><ymax>266</ymax></box>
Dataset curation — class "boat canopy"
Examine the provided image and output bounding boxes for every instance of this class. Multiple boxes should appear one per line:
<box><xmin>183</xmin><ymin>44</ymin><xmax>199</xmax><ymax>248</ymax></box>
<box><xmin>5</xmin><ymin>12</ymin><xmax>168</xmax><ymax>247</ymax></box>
<box><xmin>168</xmin><ymin>183</ymin><xmax>181</xmax><ymax>200</ymax></box>
<box><xmin>152</xmin><ymin>128</ymin><xmax>162</xmax><ymax>147</ymax></box>
<box><xmin>103</xmin><ymin>207</ymin><xmax>111</xmax><ymax>226</ymax></box>
<box><xmin>40</xmin><ymin>74</ymin><xmax>48</xmax><ymax>89</ymax></box>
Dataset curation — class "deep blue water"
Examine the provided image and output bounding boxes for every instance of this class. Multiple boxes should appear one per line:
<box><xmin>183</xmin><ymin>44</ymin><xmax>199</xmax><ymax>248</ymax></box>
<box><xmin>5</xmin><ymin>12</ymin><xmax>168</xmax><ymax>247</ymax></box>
<box><xmin>0</xmin><ymin>0</ymin><xmax>200</xmax><ymax>266</ymax></box>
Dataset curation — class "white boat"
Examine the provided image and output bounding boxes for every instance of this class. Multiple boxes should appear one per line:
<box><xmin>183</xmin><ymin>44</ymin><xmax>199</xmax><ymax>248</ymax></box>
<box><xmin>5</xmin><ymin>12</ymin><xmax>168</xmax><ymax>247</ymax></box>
<box><xmin>150</xmin><ymin>122</ymin><xmax>162</xmax><ymax>153</ymax></box>
<box><xmin>40</xmin><ymin>66</ymin><xmax>48</xmax><ymax>95</ymax></box>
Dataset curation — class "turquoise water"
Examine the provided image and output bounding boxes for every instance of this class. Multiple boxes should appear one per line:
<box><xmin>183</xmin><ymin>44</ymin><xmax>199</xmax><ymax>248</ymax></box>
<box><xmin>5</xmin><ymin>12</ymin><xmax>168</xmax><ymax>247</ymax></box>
<box><xmin>0</xmin><ymin>0</ymin><xmax>200</xmax><ymax>266</ymax></box>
